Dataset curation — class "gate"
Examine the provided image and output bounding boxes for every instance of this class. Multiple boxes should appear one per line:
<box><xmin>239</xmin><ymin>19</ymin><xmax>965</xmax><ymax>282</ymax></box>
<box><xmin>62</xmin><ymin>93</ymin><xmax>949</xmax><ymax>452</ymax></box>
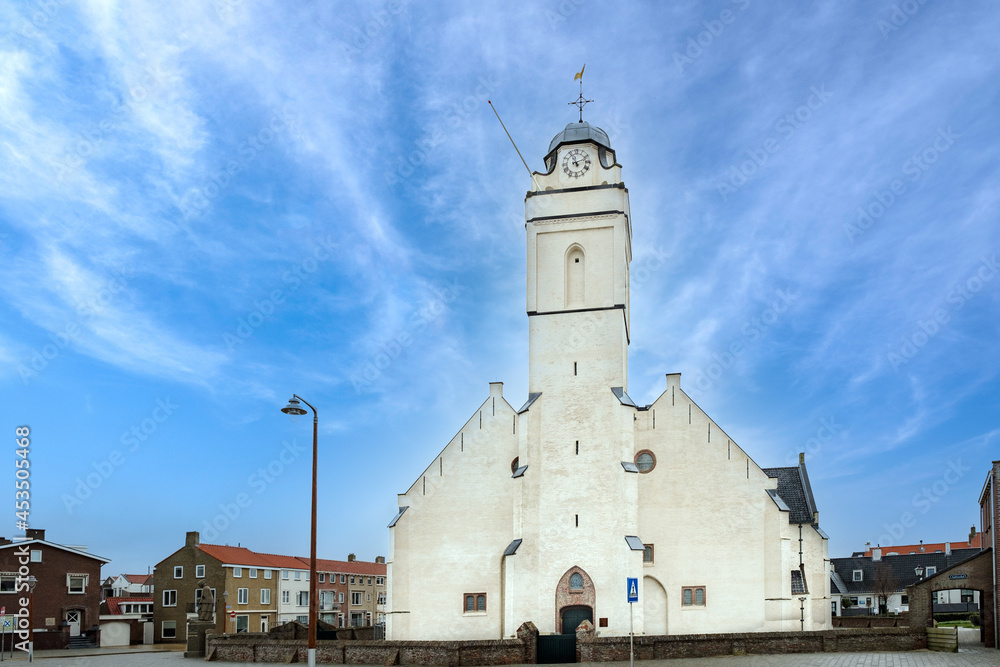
<box><xmin>537</xmin><ymin>634</ymin><xmax>576</xmax><ymax>663</ymax></box>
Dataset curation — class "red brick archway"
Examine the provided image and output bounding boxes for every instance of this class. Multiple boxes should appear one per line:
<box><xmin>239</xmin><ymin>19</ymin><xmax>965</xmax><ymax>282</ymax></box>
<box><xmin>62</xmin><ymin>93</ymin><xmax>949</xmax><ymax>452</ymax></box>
<box><xmin>555</xmin><ymin>566</ymin><xmax>595</xmax><ymax>634</ymax></box>
<box><xmin>907</xmin><ymin>550</ymin><xmax>995</xmax><ymax>648</ymax></box>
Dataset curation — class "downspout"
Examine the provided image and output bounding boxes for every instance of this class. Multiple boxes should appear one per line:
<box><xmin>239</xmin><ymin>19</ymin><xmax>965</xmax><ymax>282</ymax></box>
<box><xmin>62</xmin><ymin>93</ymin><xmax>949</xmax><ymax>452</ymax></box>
<box><xmin>500</xmin><ymin>555</ymin><xmax>506</xmax><ymax>639</ymax></box>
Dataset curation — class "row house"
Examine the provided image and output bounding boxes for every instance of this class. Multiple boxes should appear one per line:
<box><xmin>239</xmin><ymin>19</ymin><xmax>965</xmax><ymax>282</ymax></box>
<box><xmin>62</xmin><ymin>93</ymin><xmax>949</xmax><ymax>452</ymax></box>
<box><xmin>153</xmin><ymin>532</ymin><xmax>385</xmax><ymax>642</ymax></box>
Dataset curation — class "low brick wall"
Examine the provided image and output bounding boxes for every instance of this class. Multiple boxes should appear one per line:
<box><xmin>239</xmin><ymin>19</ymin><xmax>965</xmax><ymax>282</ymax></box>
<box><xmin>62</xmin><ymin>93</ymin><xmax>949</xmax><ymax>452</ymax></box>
<box><xmin>206</xmin><ymin>626</ymin><xmax>927</xmax><ymax>664</ymax></box>
<box><xmin>833</xmin><ymin>616</ymin><xmax>908</xmax><ymax>628</ymax></box>
<box><xmin>206</xmin><ymin>633</ymin><xmax>530</xmax><ymax>665</ymax></box>
<box><xmin>577</xmin><ymin>628</ymin><xmax>926</xmax><ymax>661</ymax></box>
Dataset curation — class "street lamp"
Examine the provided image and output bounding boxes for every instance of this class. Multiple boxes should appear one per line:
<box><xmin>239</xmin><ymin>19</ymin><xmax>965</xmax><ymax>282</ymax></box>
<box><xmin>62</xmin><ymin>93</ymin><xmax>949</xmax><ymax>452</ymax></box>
<box><xmin>281</xmin><ymin>395</ymin><xmax>318</xmax><ymax>667</ymax></box>
<box><xmin>222</xmin><ymin>591</ymin><xmax>229</xmax><ymax>633</ymax></box>
<box><xmin>914</xmin><ymin>565</ymin><xmax>924</xmax><ymax>579</ymax></box>
<box><xmin>26</xmin><ymin>575</ymin><xmax>36</xmax><ymax>663</ymax></box>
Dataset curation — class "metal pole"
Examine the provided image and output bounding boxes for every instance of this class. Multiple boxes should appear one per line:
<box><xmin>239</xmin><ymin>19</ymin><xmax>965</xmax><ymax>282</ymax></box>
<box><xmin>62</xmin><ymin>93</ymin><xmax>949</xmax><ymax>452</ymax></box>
<box><xmin>629</xmin><ymin>602</ymin><xmax>634</xmax><ymax>667</ymax></box>
<box><xmin>292</xmin><ymin>394</ymin><xmax>320</xmax><ymax>667</ymax></box>
<box><xmin>27</xmin><ymin>591</ymin><xmax>32</xmax><ymax>663</ymax></box>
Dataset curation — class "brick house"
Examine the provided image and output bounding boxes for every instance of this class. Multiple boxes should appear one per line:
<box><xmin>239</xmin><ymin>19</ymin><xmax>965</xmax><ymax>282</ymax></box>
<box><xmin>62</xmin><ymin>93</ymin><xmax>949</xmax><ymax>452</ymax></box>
<box><xmin>312</xmin><ymin>555</ymin><xmax>386</xmax><ymax>628</ymax></box>
<box><xmin>0</xmin><ymin>528</ymin><xmax>109</xmax><ymax>650</ymax></box>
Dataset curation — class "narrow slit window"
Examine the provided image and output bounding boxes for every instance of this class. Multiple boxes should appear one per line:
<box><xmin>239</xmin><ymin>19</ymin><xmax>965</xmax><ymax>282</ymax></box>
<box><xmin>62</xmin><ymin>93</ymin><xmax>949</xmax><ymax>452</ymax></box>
<box><xmin>575</xmin><ymin>440</ymin><xmax>579</xmax><ymax>455</ymax></box>
<box><xmin>574</xmin><ymin>362</ymin><xmax>577</xmax><ymax>376</ymax></box>
<box><xmin>575</xmin><ymin>514</ymin><xmax>579</xmax><ymax>527</ymax></box>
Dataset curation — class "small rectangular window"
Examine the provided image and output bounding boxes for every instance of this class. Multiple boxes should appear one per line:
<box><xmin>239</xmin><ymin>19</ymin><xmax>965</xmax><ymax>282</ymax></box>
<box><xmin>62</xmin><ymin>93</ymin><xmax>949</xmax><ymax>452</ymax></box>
<box><xmin>463</xmin><ymin>593</ymin><xmax>487</xmax><ymax>613</ymax></box>
<box><xmin>173</xmin><ymin>566</ymin><xmax>183</xmax><ymax>579</ymax></box>
<box><xmin>853</xmin><ymin>570</ymin><xmax>863</xmax><ymax>582</ymax></box>
<box><xmin>341</xmin><ymin>574</ymin><xmax>346</xmax><ymax>584</ymax></box>
<box><xmin>234</xmin><ymin>567</ymin><xmax>242</xmax><ymax>578</ymax></box>
<box><xmin>283</xmin><ymin>570</ymin><xmax>289</xmax><ymax>580</ymax></box>
<box><xmin>295</xmin><ymin>572</ymin><xmax>301</xmax><ymax>581</ymax></box>
<box><xmin>163</xmin><ymin>590</ymin><xmax>177</xmax><ymax>607</ymax></box>
<box><xmin>29</xmin><ymin>550</ymin><xmax>41</xmax><ymax>563</ymax></box>
<box><xmin>238</xmin><ymin>588</ymin><xmax>248</xmax><ymax>605</ymax></box>
<box><xmin>319</xmin><ymin>573</ymin><xmax>325</xmax><ymax>582</ymax></box>
<box><xmin>297</xmin><ymin>591</ymin><xmax>309</xmax><ymax>607</ymax></box>
<box><xmin>682</xmin><ymin>586</ymin><xmax>705</xmax><ymax>607</ymax></box>
<box><xmin>195</xmin><ymin>565</ymin><xmax>205</xmax><ymax>578</ymax></box>
<box><xmin>249</xmin><ymin>568</ymin><xmax>257</xmax><ymax>579</ymax></box>
<box><xmin>162</xmin><ymin>621</ymin><xmax>176</xmax><ymax>639</ymax></box>
<box><xmin>350</xmin><ymin>576</ymin><xmax>355</xmax><ymax>584</ymax></box>
<box><xmin>264</xmin><ymin>569</ymin><xmax>272</xmax><ymax>579</ymax></box>
<box><xmin>925</xmin><ymin>566</ymin><xmax>937</xmax><ymax>576</ymax></box>
<box><xmin>282</xmin><ymin>591</ymin><xmax>290</xmax><ymax>604</ymax></box>
<box><xmin>68</xmin><ymin>575</ymin><xmax>87</xmax><ymax>594</ymax></box>
<box><xmin>0</xmin><ymin>574</ymin><xmax>17</xmax><ymax>592</ymax></box>
<box><xmin>643</xmin><ymin>544</ymin><xmax>654</xmax><ymax>563</ymax></box>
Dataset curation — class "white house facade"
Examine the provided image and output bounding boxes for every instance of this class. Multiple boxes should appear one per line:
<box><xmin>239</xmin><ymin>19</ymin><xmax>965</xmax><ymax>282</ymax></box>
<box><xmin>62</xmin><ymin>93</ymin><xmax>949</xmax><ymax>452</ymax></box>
<box><xmin>387</xmin><ymin>117</ymin><xmax>831</xmax><ymax>640</ymax></box>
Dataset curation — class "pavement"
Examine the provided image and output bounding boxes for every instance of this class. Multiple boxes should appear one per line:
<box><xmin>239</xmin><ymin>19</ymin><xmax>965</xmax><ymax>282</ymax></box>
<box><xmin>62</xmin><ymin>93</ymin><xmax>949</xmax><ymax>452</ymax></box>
<box><xmin>0</xmin><ymin>629</ymin><xmax>993</xmax><ymax>666</ymax></box>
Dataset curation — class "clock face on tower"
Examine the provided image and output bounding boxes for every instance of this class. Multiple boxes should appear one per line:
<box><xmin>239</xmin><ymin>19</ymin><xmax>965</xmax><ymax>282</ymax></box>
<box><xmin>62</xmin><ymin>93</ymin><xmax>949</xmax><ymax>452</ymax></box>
<box><xmin>562</xmin><ymin>148</ymin><xmax>591</xmax><ymax>178</ymax></box>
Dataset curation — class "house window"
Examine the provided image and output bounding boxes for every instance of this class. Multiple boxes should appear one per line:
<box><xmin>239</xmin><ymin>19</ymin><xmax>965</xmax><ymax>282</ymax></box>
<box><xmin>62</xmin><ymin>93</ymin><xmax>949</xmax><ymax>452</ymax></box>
<box><xmin>463</xmin><ymin>593</ymin><xmax>486</xmax><ymax>612</ymax></box>
<box><xmin>264</xmin><ymin>569</ymin><xmax>272</xmax><ymax>579</ymax></box>
<box><xmin>68</xmin><ymin>574</ymin><xmax>87</xmax><ymax>594</ymax></box>
<box><xmin>901</xmin><ymin>595</ymin><xmax>909</xmax><ymax>605</ymax></box>
<box><xmin>340</xmin><ymin>574</ymin><xmax>346</xmax><ymax>584</ymax></box>
<box><xmin>569</xmin><ymin>573</ymin><xmax>583</xmax><ymax>590</ymax></box>
<box><xmin>0</xmin><ymin>574</ymin><xmax>16</xmax><ymax>593</ymax></box>
<box><xmin>682</xmin><ymin>587</ymin><xmax>706</xmax><ymax>606</ymax></box>
<box><xmin>351</xmin><ymin>591</ymin><xmax>363</xmax><ymax>606</ymax></box>
<box><xmin>339</xmin><ymin>592</ymin><xmax>344</xmax><ymax>603</ymax></box>
<box><xmin>295</xmin><ymin>572</ymin><xmax>301</xmax><ymax>581</ymax></box>
<box><xmin>249</xmin><ymin>568</ymin><xmax>257</xmax><ymax>579</ymax></box>
<box><xmin>367</xmin><ymin>577</ymin><xmax>372</xmax><ymax>585</ymax></box>
<box><xmin>195</xmin><ymin>565</ymin><xmax>205</xmax><ymax>578</ymax></box>
<box><xmin>297</xmin><ymin>615</ymin><xmax>309</xmax><ymax>624</ymax></box>
<box><xmin>173</xmin><ymin>566</ymin><xmax>183</xmax><ymax>579</ymax></box>
<box><xmin>635</xmin><ymin>450</ymin><xmax>656</xmax><ymax>473</ymax></box>
<box><xmin>350</xmin><ymin>576</ymin><xmax>355</xmax><ymax>584</ymax></box>
<box><xmin>378</xmin><ymin>593</ymin><xmax>386</xmax><ymax>604</ymax></box>
<box><xmin>643</xmin><ymin>544</ymin><xmax>654</xmax><ymax>563</ymax></box>
<box><xmin>30</xmin><ymin>550</ymin><xmax>41</xmax><ymax>563</ymax></box>
<box><xmin>282</xmin><ymin>570</ymin><xmax>289</xmax><ymax>580</ymax></box>
<box><xmin>238</xmin><ymin>588</ymin><xmax>248</xmax><ymax>605</ymax></box>
<box><xmin>850</xmin><ymin>596</ymin><xmax>859</xmax><ymax>606</ymax></box>
<box><xmin>925</xmin><ymin>566</ymin><xmax>937</xmax><ymax>576</ymax></box>
<box><xmin>376</xmin><ymin>577</ymin><xmax>384</xmax><ymax>585</ymax></box>
<box><xmin>319</xmin><ymin>574</ymin><xmax>325</xmax><ymax>583</ymax></box>
<box><xmin>261</xmin><ymin>589</ymin><xmax>271</xmax><ymax>604</ymax></box>
<box><xmin>234</xmin><ymin>567</ymin><xmax>242</xmax><ymax>578</ymax></box>
<box><xmin>367</xmin><ymin>593</ymin><xmax>371</xmax><ymax>601</ymax></box>
<box><xmin>297</xmin><ymin>591</ymin><xmax>309</xmax><ymax>607</ymax></box>
<box><xmin>853</xmin><ymin>570</ymin><xmax>863</xmax><ymax>582</ymax></box>
<box><xmin>235</xmin><ymin>615</ymin><xmax>249</xmax><ymax>633</ymax></box>
<box><xmin>163</xmin><ymin>590</ymin><xmax>177</xmax><ymax>607</ymax></box>
<box><xmin>162</xmin><ymin>621</ymin><xmax>176</xmax><ymax>639</ymax></box>
<box><xmin>282</xmin><ymin>591</ymin><xmax>290</xmax><ymax>604</ymax></box>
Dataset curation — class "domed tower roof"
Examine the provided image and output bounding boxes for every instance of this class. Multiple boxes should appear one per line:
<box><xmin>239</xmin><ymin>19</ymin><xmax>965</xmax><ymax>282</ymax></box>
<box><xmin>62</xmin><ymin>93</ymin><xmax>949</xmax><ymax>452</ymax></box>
<box><xmin>546</xmin><ymin>121</ymin><xmax>612</xmax><ymax>156</ymax></box>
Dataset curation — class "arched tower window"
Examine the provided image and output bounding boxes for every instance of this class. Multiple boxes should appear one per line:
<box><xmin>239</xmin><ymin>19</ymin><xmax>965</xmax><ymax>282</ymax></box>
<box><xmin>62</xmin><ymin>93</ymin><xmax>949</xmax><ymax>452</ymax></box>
<box><xmin>566</xmin><ymin>245</ymin><xmax>585</xmax><ymax>308</ymax></box>
<box><xmin>569</xmin><ymin>573</ymin><xmax>583</xmax><ymax>590</ymax></box>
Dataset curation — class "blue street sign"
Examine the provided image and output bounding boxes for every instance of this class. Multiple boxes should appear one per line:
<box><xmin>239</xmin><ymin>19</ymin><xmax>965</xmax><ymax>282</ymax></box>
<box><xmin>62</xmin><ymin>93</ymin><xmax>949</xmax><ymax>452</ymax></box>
<box><xmin>627</xmin><ymin>577</ymin><xmax>638</xmax><ymax>603</ymax></box>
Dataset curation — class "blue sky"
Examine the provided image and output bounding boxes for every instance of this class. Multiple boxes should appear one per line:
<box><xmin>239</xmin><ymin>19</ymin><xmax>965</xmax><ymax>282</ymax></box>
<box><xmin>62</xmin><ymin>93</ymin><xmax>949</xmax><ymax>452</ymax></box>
<box><xmin>1</xmin><ymin>0</ymin><xmax>998</xmax><ymax>576</ymax></box>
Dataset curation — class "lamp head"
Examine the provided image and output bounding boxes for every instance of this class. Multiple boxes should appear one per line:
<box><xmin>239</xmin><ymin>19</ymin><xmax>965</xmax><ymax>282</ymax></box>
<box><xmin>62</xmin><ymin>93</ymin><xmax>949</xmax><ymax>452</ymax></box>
<box><xmin>282</xmin><ymin>396</ymin><xmax>308</xmax><ymax>422</ymax></box>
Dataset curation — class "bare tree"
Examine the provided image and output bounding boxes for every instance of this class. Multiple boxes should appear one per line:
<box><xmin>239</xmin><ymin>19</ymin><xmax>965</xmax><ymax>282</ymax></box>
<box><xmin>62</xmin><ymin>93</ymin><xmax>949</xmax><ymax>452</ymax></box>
<box><xmin>873</xmin><ymin>564</ymin><xmax>900</xmax><ymax>616</ymax></box>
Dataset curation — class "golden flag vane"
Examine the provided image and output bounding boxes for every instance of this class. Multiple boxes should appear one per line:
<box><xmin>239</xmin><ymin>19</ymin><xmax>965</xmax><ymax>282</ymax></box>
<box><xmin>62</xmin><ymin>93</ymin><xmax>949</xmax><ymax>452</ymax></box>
<box><xmin>569</xmin><ymin>65</ymin><xmax>592</xmax><ymax>122</ymax></box>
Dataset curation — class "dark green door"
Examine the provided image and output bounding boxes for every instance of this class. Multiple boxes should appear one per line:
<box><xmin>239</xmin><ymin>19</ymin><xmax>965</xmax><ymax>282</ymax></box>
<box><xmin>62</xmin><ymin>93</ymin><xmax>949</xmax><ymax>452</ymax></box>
<box><xmin>561</xmin><ymin>606</ymin><xmax>592</xmax><ymax>634</ymax></box>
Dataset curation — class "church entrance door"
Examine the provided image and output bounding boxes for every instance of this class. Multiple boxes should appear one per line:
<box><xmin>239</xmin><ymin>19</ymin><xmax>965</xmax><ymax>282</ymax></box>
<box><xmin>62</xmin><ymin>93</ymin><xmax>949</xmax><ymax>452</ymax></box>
<box><xmin>560</xmin><ymin>606</ymin><xmax>593</xmax><ymax>634</ymax></box>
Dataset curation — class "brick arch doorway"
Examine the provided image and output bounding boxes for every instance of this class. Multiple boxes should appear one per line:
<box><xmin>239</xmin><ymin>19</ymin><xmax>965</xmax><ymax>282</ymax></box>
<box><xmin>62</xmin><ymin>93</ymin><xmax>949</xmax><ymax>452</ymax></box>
<box><xmin>555</xmin><ymin>566</ymin><xmax>596</xmax><ymax>633</ymax></box>
<box><xmin>907</xmin><ymin>550</ymin><xmax>995</xmax><ymax>648</ymax></box>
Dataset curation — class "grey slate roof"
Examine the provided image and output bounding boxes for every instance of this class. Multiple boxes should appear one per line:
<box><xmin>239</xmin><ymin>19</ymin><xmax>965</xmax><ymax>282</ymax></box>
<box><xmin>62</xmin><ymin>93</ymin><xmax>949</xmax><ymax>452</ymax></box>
<box><xmin>547</xmin><ymin>121</ymin><xmax>612</xmax><ymax>155</ymax></box>
<box><xmin>829</xmin><ymin>548</ymin><xmax>981</xmax><ymax>595</ymax></box>
<box><xmin>517</xmin><ymin>392</ymin><xmax>541</xmax><ymax>414</ymax></box>
<box><xmin>761</xmin><ymin>465</ymin><xmax>815</xmax><ymax>524</ymax></box>
<box><xmin>611</xmin><ymin>386</ymin><xmax>636</xmax><ymax>407</ymax></box>
<box><xmin>830</xmin><ymin>570</ymin><xmax>848</xmax><ymax>595</ymax></box>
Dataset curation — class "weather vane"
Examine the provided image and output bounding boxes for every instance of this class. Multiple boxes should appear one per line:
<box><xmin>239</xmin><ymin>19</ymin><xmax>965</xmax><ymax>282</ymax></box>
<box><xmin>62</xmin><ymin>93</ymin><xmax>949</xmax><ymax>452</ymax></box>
<box><xmin>568</xmin><ymin>64</ymin><xmax>592</xmax><ymax>123</ymax></box>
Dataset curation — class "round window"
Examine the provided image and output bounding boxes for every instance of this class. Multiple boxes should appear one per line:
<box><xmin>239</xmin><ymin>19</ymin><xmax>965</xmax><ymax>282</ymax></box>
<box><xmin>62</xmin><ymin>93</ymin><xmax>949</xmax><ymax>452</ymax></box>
<box><xmin>635</xmin><ymin>450</ymin><xmax>656</xmax><ymax>473</ymax></box>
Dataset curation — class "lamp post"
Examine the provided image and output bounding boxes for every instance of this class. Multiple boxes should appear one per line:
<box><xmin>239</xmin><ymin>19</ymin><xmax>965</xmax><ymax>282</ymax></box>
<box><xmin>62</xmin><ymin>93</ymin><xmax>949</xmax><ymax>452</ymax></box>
<box><xmin>222</xmin><ymin>591</ymin><xmax>229</xmax><ymax>633</ymax></box>
<box><xmin>26</xmin><ymin>576</ymin><xmax>36</xmax><ymax>663</ymax></box>
<box><xmin>282</xmin><ymin>395</ymin><xmax>318</xmax><ymax>667</ymax></box>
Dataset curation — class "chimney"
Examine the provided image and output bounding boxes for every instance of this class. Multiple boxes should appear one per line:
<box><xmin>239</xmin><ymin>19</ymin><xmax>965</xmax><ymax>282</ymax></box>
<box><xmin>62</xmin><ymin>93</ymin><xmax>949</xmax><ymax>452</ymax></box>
<box><xmin>489</xmin><ymin>382</ymin><xmax>503</xmax><ymax>398</ymax></box>
<box><xmin>970</xmin><ymin>526</ymin><xmax>977</xmax><ymax>543</ymax></box>
<box><xmin>945</xmin><ymin>542</ymin><xmax>951</xmax><ymax>555</ymax></box>
<box><xmin>375</xmin><ymin>556</ymin><xmax>385</xmax><ymax>564</ymax></box>
<box><xmin>872</xmin><ymin>548</ymin><xmax>881</xmax><ymax>562</ymax></box>
<box><xmin>799</xmin><ymin>452</ymin><xmax>805</xmax><ymax>465</ymax></box>
<box><xmin>919</xmin><ymin>540</ymin><xmax>925</xmax><ymax>553</ymax></box>
<box><xmin>25</xmin><ymin>528</ymin><xmax>45</xmax><ymax>541</ymax></box>
<box><xmin>186</xmin><ymin>531</ymin><xmax>200</xmax><ymax>547</ymax></box>
<box><xmin>347</xmin><ymin>553</ymin><xmax>356</xmax><ymax>562</ymax></box>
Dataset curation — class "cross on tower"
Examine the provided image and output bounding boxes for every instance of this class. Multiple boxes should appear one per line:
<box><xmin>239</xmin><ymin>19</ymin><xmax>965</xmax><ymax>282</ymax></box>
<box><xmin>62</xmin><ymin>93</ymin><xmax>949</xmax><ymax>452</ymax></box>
<box><xmin>568</xmin><ymin>79</ymin><xmax>593</xmax><ymax>123</ymax></box>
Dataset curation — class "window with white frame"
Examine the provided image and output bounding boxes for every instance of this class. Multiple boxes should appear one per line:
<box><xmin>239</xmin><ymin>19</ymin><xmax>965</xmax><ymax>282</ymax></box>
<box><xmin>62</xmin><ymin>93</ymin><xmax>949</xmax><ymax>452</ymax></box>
<box><xmin>174</xmin><ymin>566</ymin><xmax>183</xmax><ymax>579</ymax></box>
<box><xmin>238</xmin><ymin>588</ymin><xmax>248</xmax><ymax>605</ymax></box>
<box><xmin>338</xmin><ymin>592</ymin><xmax>344</xmax><ymax>603</ymax></box>
<box><xmin>377</xmin><ymin>593</ymin><xmax>386</xmax><ymax>604</ymax></box>
<box><xmin>853</xmin><ymin>570</ymin><xmax>863</xmax><ymax>582</ymax></box>
<box><xmin>282</xmin><ymin>591</ymin><xmax>290</xmax><ymax>604</ymax></box>
<box><xmin>294</xmin><ymin>572</ymin><xmax>301</xmax><ymax>581</ymax></box>
<box><xmin>350</xmin><ymin>576</ymin><xmax>355</xmax><ymax>584</ymax></box>
<box><xmin>163</xmin><ymin>590</ymin><xmax>178</xmax><ymax>607</ymax></box>
<box><xmin>162</xmin><ymin>621</ymin><xmax>176</xmax><ymax>639</ymax></box>
<box><xmin>926</xmin><ymin>566</ymin><xmax>937</xmax><ymax>576</ymax></box>
<box><xmin>351</xmin><ymin>591</ymin><xmax>362</xmax><ymax>606</ymax></box>
<box><xmin>282</xmin><ymin>570</ymin><xmax>289</xmax><ymax>580</ymax></box>
<box><xmin>195</xmin><ymin>565</ymin><xmax>205</xmax><ymax>578</ymax></box>
<box><xmin>340</xmin><ymin>574</ymin><xmax>346</xmax><ymax>584</ymax></box>
<box><xmin>297</xmin><ymin>591</ymin><xmax>309</xmax><ymax>607</ymax></box>
<box><xmin>376</xmin><ymin>577</ymin><xmax>384</xmax><ymax>585</ymax></box>
<box><xmin>67</xmin><ymin>574</ymin><xmax>88</xmax><ymax>594</ymax></box>
<box><xmin>249</xmin><ymin>568</ymin><xmax>257</xmax><ymax>579</ymax></box>
<box><xmin>319</xmin><ymin>573</ymin><xmax>325</xmax><ymax>582</ymax></box>
<box><xmin>236</xmin><ymin>615</ymin><xmax>249</xmax><ymax>633</ymax></box>
<box><xmin>234</xmin><ymin>567</ymin><xmax>242</xmax><ymax>578</ymax></box>
<box><xmin>367</xmin><ymin>593</ymin><xmax>371</xmax><ymax>602</ymax></box>
<box><xmin>264</xmin><ymin>569</ymin><xmax>272</xmax><ymax>579</ymax></box>
<box><xmin>367</xmin><ymin>577</ymin><xmax>372</xmax><ymax>585</ymax></box>
<box><xmin>30</xmin><ymin>550</ymin><xmax>41</xmax><ymax>563</ymax></box>
<box><xmin>0</xmin><ymin>574</ymin><xmax>16</xmax><ymax>593</ymax></box>
<box><xmin>261</xmin><ymin>588</ymin><xmax>271</xmax><ymax>604</ymax></box>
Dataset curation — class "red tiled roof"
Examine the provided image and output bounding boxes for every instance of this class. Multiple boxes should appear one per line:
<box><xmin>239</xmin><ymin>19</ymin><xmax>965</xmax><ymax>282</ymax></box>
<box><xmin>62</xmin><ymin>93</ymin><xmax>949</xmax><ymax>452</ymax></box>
<box><xmin>196</xmin><ymin>544</ymin><xmax>385</xmax><ymax>574</ymax></box>
<box><xmin>104</xmin><ymin>596</ymin><xmax>153</xmax><ymax>615</ymax></box>
<box><xmin>123</xmin><ymin>574</ymin><xmax>152</xmax><ymax>585</ymax></box>
<box><xmin>865</xmin><ymin>532</ymin><xmax>982</xmax><ymax>556</ymax></box>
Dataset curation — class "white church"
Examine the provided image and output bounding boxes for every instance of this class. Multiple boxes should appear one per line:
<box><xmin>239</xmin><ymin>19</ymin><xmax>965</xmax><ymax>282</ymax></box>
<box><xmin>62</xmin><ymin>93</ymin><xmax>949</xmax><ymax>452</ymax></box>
<box><xmin>386</xmin><ymin>112</ymin><xmax>831</xmax><ymax>640</ymax></box>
